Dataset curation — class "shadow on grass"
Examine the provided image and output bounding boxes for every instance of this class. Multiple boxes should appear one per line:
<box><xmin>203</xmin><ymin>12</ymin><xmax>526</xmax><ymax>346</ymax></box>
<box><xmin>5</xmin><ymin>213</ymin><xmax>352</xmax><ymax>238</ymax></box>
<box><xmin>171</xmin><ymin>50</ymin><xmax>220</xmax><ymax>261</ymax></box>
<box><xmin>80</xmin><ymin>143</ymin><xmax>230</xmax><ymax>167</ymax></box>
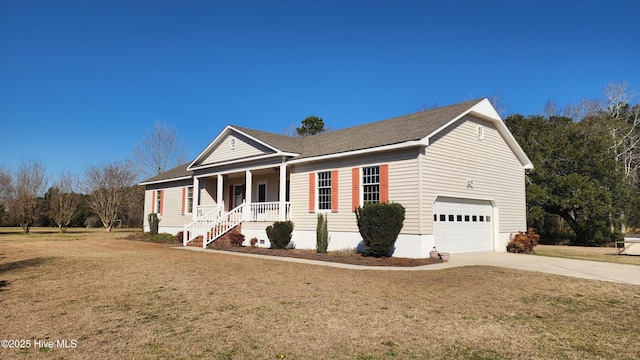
<box><xmin>0</xmin><ymin>257</ymin><xmax>52</xmax><ymax>274</ymax></box>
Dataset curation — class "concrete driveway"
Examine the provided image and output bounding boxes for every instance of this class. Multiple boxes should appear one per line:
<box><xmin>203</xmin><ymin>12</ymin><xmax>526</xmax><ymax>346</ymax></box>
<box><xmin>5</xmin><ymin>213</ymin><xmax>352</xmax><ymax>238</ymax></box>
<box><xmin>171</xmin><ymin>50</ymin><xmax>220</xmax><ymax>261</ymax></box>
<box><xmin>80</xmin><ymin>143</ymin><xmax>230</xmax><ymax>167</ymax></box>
<box><xmin>431</xmin><ymin>252</ymin><xmax>640</xmax><ymax>286</ymax></box>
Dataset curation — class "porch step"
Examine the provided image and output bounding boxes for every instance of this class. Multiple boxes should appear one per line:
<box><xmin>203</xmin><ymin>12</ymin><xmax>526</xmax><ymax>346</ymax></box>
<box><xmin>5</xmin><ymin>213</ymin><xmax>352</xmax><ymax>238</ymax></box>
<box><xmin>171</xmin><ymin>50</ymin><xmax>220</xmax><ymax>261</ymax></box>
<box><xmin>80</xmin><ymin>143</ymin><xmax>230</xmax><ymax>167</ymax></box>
<box><xmin>186</xmin><ymin>236</ymin><xmax>204</xmax><ymax>247</ymax></box>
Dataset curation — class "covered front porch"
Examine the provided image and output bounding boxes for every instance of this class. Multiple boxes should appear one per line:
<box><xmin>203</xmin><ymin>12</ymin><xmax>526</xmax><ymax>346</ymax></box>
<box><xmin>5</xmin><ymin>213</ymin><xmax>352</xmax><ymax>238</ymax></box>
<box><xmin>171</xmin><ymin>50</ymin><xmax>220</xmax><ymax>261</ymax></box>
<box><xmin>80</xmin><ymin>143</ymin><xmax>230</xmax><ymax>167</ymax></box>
<box><xmin>183</xmin><ymin>161</ymin><xmax>291</xmax><ymax>247</ymax></box>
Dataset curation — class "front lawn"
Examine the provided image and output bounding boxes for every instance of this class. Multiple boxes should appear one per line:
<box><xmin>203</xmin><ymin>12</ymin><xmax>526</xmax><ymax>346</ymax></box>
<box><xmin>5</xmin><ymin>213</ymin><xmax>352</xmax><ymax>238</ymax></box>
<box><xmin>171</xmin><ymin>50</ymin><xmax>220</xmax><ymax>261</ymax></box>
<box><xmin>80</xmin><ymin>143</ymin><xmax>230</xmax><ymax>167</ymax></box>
<box><xmin>1</xmin><ymin>229</ymin><xmax>639</xmax><ymax>359</ymax></box>
<box><xmin>533</xmin><ymin>244</ymin><xmax>640</xmax><ymax>266</ymax></box>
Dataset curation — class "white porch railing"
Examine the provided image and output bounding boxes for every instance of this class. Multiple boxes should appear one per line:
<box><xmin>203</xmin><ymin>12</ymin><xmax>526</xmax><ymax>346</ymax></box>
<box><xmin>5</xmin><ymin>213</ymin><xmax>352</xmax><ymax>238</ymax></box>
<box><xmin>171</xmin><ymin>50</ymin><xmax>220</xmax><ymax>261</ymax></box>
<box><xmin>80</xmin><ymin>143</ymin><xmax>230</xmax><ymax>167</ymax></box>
<box><xmin>248</xmin><ymin>202</ymin><xmax>291</xmax><ymax>222</ymax></box>
<box><xmin>202</xmin><ymin>203</ymin><xmax>245</xmax><ymax>248</ymax></box>
<box><xmin>183</xmin><ymin>201</ymin><xmax>291</xmax><ymax>247</ymax></box>
<box><xmin>182</xmin><ymin>204</ymin><xmax>224</xmax><ymax>246</ymax></box>
<box><xmin>195</xmin><ymin>204</ymin><xmax>221</xmax><ymax>218</ymax></box>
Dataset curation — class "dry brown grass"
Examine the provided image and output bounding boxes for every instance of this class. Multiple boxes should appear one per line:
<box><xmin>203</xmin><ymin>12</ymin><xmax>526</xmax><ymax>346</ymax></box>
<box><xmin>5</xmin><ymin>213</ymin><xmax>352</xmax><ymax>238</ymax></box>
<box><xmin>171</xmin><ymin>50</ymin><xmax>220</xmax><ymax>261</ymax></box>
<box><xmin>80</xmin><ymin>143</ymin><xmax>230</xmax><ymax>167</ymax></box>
<box><xmin>1</xmin><ymin>228</ymin><xmax>639</xmax><ymax>359</ymax></box>
<box><xmin>533</xmin><ymin>244</ymin><xmax>640</xmax><ymax>266</ymax></box>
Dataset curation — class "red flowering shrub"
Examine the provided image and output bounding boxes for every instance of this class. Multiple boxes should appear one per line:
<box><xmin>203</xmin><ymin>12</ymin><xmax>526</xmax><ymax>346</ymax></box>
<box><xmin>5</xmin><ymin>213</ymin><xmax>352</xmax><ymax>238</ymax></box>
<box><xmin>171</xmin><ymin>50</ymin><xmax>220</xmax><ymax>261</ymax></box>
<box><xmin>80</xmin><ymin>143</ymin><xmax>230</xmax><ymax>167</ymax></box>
<box><xmin>228</xmin><ymin>231</ymin><xmax>245</xmax><ymax>247</ymax></box>
<box><xmin>507</xmin><ymin>228</ymin><xmax>540</xmax><ymax>253</ymax></box>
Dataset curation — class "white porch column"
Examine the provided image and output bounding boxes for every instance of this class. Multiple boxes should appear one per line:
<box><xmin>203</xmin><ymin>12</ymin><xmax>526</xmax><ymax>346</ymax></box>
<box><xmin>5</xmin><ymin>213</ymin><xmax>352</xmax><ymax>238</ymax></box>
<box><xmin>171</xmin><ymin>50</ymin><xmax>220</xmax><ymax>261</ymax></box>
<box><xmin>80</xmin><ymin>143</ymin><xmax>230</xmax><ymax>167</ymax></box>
<box><xmin>244</xmin><ymin>170</ymin><xmax>252</xmax><ymax>220</ymax></box>
<box><xmin>192</xmin><ymin>177</ymin><xmax>200</xmax><ymax>221</ymax></box>
<box><xmin>217</xmin><ymin>174</ymin><xmax>224</xmax><ymax>209</ymax></box>
<box><xmin>279</xmin><ymin>161</ymin><xmax>287</xmax><ymax>221</ymax></box>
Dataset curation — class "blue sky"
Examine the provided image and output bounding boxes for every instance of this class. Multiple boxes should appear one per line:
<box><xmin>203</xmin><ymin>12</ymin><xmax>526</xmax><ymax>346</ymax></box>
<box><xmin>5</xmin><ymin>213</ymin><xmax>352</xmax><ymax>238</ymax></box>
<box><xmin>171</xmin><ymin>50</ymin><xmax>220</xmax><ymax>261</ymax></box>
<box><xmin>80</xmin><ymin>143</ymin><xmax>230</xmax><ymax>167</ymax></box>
<box><xmin>1</xmin><ymin>0</ymin><xmax>639</xmax><ymax>178</ymax></box>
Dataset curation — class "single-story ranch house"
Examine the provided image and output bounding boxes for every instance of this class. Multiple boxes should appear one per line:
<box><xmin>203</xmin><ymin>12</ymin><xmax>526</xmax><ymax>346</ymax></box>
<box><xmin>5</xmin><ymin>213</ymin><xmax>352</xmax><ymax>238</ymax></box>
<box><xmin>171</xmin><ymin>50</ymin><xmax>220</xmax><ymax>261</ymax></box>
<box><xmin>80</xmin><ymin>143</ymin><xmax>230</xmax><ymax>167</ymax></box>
<box><xmin>140</xmin><ymin>98</ymin><xmax>533</xmax><ymax>258</ymax></box>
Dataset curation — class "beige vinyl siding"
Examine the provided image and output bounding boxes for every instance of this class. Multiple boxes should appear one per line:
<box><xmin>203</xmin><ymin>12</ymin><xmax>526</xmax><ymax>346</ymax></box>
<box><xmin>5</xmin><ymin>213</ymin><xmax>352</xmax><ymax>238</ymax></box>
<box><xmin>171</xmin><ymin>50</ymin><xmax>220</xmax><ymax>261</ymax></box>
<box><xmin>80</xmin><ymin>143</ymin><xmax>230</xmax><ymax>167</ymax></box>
<box><xmin>198</xmin><ymin>177</ymin><xmax>219</xmax><ymax>206</ymax></box>
<box><xmin>144</xmin><ymin>180</ymin><xmax>194</xmax><ymax>228</ymax></box>
<box><xmin>201</xmin><ymin>132</ymin><xmax>274</xmax><ymax>165</ymax></box>
<box><xmin>289</xmin><ymin>148</ymin><xmax>420</xmax><ymax>234</ymax></box>
<box><xmin>251</xmin><ymin>173</ymin><xmax>281</xmax><ymax>202</ymax></box>
<box><xmin>421</xmin><ymin>115</ymin><xmax>526</xmax><ymax>234</ymax></box>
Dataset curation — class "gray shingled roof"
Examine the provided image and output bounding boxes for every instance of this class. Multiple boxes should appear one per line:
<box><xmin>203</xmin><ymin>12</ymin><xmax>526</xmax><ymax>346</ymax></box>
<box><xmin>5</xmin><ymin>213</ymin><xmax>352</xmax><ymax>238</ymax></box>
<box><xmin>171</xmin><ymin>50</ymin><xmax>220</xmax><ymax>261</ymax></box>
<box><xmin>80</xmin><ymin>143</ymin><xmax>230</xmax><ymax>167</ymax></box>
<box><xmin>295</xmin><ymin>99</ymin><xmax>482</xmax><ymax>158</ymax></box>
<box><xmin>141</xmin><ymin>99</ymin><xmax>483</xmax><ymax>184</ymax></box>
<box><xmin>139</xmin><ymin>162</ymin><xmax>193</xmax><ymax>185</ymax></box>
<box><xmin>231</xmin><ymin>126</ymin><xmax>305</xmax><ymax>154</ymax></box>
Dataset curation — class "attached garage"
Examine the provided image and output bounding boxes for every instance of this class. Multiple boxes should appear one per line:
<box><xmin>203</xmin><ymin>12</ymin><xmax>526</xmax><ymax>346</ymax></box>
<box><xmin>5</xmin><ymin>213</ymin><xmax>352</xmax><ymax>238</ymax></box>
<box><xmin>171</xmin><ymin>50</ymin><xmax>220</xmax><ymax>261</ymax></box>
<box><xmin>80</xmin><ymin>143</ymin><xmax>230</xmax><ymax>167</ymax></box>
<box><xmin>433</xmin><ymin>197</ymin><xmax>494</xmax><ymax>254</ymax></box>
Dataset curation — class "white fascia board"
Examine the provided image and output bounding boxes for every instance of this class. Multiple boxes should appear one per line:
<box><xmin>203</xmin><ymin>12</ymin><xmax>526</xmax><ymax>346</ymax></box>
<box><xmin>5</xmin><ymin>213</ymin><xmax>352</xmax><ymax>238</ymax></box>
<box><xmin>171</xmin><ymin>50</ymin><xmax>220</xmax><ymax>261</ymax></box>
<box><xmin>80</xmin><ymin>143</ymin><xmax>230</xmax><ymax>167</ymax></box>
<box><xmin>188</xmin><ymin>125</ymin><xmax>293</xmax><ymax>171</ymax></box>
<box><xmin>287</xmin><ymin>140</ymin><xmax>423</xmax><ymax>165</ymax></box>
<box><xmin>189</xmin><ymin>152</ymin><xmax>297</xmax><ymax>172</ymax></box>
<box><xmin>139</xmin><ymin>175</ymin><xmax>193</xmax><ymax>186</ymax></box>
<box><xmin>227</xmin><ymin>125</ymin><xmax>283</xmax><ymax>153</ymax></box>
<box><xmin>188</xmin><ymin>125</ymin><xmax>234</xmax><ymax>170</ymax></box>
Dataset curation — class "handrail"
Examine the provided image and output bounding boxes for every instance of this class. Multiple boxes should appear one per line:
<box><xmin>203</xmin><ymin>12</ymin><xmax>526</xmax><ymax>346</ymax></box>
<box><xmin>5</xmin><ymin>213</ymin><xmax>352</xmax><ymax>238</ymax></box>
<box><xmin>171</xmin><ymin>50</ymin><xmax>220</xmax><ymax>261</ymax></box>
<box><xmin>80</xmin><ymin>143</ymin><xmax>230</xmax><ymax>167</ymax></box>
<box><xmin>202</xmin><ymin>203</ymin><xmax>245</xmax><ymax>248</ymax></box>
<box><xmin>183</xmin><ymin>204</ymin><xmax>224</xmax><ymax>246</ymax></box>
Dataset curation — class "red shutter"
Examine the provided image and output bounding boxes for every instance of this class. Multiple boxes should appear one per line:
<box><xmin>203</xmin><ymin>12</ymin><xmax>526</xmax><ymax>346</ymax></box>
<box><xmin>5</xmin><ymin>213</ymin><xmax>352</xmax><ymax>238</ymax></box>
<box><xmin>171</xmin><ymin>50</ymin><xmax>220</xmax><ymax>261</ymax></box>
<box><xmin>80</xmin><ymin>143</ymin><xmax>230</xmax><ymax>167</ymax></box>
<box><xmin>308</xmin><ymin>173</ymin><xmax>315</xmax><ymax>213</ymax></box>
<box><xmin>380</xmin><ymin>164</ymin><xmax>389</xmax><ymax>203</ymax></box>
<box><xmin>181</xmin><ymin>187</ymin><xmax>186</xmax><ymax>215</ymax></box>
<box><xmin>159</xmin><ymin>190</ymin><xmax>164</xmax><ymax>215</ymax></box>
<box><xmin>351</xmin><ymin>168</ymin><xmax>359</xmax><ymax>211</ymax></box>
<box><xmin>151</xmin><ymin>190</ymin><xmax>156</xmax><ymax>213</ymax></box>
<box><xmin>331</xmin><ymin>170</ymin><xmax>339</xmax><ymax>213</ymax></box>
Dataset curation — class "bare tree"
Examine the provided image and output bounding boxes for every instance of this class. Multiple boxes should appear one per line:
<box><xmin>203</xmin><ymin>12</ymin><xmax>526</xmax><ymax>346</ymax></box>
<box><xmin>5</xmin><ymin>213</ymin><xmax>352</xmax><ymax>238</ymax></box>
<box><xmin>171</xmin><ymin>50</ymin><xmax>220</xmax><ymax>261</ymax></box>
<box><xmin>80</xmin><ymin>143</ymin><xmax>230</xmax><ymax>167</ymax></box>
<box><xmin>134</xmin><ymin>121</ymin><xmax>188</xmax><ymax>178</ymax></box>
<box><xmin>603</xmin><ymin>82</ymin><xmax>640</xmax><ymax>186</ymax></box>
<box><xmin>9</xmin><ymin>160</ymin><xmax>48</xmax><ymax>233</ymax></box>
<box><xmin>82</xmin><ymin>161</ymin><xmax>137</xmax><ymax>231</ymax></box>
<box><xmin>489</xmin><ymin>93</ymin><xmax>508</xmax><ymax>118</ymax></box>
<box><xmin>123</xmin><ymin>185</ymin><xmax>145</xmax><ymax>229</ymax></box>
<box><xmin>48</xmin><ymin>172</ymin><xmax>80</xmax><ymax>233</ymax></box>
<box><xmin>543</xmin><ymin>100</ymin><xmax>561</xmax><ymax>118</ymax></box>
<box><xmin>563</xmin><ymin>97</ymin><xmax>603</xmax><ymax>121</ymax></box>
<box><xmin>603</xmin><ymin>81</ymin><xmax>638</xmax><ymax>119</ymax></box>
<box><xmin>0</xmin><ymin>166</ymin><xmax>13</xmax><ymax>225</ymax></box>
<box><xmin>282</xmin><ymin>123</ymin><xmax>300</xmax><ymax>137</ymax></box>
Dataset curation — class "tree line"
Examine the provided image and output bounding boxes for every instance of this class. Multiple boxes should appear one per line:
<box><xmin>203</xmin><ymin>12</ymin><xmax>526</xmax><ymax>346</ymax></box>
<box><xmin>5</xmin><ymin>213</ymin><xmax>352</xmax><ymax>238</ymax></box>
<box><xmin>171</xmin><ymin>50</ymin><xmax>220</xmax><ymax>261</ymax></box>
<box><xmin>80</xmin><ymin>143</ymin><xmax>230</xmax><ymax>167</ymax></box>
<box><xmin>505</xmin><ymin>82</ymin><xmax>640</xmax><ymax>245</ymax></box>
<box><xmin>0</xmin><ymin>121</ymin><xmax>186</xmax><ymax>233</ymax></box>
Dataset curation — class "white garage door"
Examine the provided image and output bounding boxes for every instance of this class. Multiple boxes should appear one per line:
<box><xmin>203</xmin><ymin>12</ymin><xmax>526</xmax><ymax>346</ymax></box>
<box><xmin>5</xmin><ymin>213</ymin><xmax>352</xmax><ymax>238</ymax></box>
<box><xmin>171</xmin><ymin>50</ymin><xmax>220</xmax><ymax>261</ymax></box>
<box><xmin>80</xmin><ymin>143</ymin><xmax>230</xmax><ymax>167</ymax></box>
<box><xmin>433</xmin><ymin>198</ymin><xmax>494</xmax><ymax>254</ymax></box>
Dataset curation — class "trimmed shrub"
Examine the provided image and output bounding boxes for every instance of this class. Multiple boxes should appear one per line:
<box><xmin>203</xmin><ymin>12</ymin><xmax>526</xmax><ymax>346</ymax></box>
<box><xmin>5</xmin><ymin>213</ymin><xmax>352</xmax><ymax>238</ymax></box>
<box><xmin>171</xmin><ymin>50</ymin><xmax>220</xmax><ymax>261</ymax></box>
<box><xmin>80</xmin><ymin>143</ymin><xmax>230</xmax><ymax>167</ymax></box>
<box><xmin>148</xmin><ymin>213</ymin><xmax>160</xmax><ymax>235</ymax></box>
<box><xmin>316</xmin><ymin>213</ymin><xmax>329</xmax><ymax>253</ymax></box>
<box><xmin>355</xmin><ymin>202</ymin><xmax>405</xmax><ymax>257</ymax></box>
<box><xmin>250</xmin><ymin>237</ymin><xmax>258</xmax><ymax>247</ymax></box>
<box><xmin>507</xmin><ymin>228</ymin><xmax>540</xmax><ymax>253</ymax></box>
<box><xmin>266</xmin><ymin>221</ymin><xmax>294</xmax><ymax>249</ymax></box>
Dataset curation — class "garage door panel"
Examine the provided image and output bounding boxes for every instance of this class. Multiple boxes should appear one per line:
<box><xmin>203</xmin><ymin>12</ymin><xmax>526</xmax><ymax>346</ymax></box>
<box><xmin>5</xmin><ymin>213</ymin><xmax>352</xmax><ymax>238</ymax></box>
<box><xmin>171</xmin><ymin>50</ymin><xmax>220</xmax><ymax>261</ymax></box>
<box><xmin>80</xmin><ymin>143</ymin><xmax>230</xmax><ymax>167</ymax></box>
<box><xmin>434</xmin><ymin>198</ymin><xmax>493</xmax><ymax>254</ymax></box>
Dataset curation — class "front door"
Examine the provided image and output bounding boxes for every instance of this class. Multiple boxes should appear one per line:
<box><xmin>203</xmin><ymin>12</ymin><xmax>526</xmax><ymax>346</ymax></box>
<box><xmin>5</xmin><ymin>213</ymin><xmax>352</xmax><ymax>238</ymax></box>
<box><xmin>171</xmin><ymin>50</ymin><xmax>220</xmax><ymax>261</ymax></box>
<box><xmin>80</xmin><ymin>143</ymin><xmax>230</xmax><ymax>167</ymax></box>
<box><xmin>233</xmin><ymin>185</ymin><xmax>244</xmax><ymax>209</ymax></box>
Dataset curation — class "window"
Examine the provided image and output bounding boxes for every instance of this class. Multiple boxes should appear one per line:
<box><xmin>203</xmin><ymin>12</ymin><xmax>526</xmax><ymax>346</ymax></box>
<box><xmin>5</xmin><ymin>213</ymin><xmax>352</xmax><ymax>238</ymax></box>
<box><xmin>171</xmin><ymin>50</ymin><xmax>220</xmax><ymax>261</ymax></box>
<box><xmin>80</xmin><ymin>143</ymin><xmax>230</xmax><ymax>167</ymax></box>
<box><xmin>465</xmin><ymin>215</ymin><xmax>470</xmax><ymax>222</ymax></box>
<box><xmin>472</xmin><ymin>215</ymin><xmax>477</xmax><ymax>222</ymax></box>
<box><xmin>186</xmin><ymin>186</ymin><xmax>193</xmax><ymax>214</ymax></box>
<box><xmin>448</xmin><ymin>215</ymin><xmax>454</xmax><ymax>222</ymax></box>
<box><xmin>457</xmin><ymin>215</ymin><xmax>462</xmax><ymax>222</ymax></box>
<box><xmin>440</xmin><ymin>214</ymin><xmax>446</xmax><ymax>222</ymax></box>
<box><xmin>317</xmin><ymin>171</ymin><xmax>332</xmax><ymax>210</ymax></box>
<box><xmin>362</xmin><ymin>166</ymin><xmax>380</xmax><ymax>203</ymax></box>
<box><xmin>155</xmin><ymin>190</ymin><xmax>162</xmax><ymax>215</ymax></box>
<box><xmin>486</xmin><ymin>216</ymin><xmax>491</xmax><ymax>222</ymax></box>
<box><xmin>434</xmin><ymin>214</ymin><xmax>437</xmax><ymax>221</ymax></box>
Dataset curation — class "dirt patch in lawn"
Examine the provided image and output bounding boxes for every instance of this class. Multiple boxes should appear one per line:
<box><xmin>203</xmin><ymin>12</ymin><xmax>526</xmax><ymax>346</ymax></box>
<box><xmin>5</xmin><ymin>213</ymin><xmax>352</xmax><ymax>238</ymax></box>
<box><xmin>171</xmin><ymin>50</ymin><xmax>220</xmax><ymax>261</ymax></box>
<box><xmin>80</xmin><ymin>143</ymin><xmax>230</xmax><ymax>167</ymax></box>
<box><xmin>209</xmin><ymin>245</ymin><xmax>442</xmax><ymax>266</ymax></box>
